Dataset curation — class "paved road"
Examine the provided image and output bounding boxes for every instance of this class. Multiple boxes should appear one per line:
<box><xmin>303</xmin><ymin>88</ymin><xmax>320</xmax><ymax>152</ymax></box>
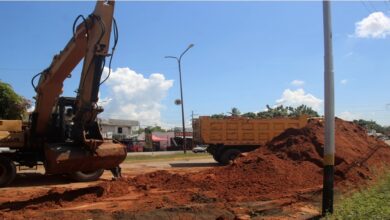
<box><xmin>127</xmin><ymin>150</ymin><xmax>189</xmax><ymax>156</ymax></box>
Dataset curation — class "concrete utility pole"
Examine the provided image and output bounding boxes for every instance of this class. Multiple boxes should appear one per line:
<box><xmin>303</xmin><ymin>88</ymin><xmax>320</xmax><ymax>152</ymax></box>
<box><xmin>191</xmin><ymin>111</ymin><xmax>194</xmax><ymax>131</ymax></box>
<box><xmin>191</xmin><ymin>111</ymin><xmax>198</xmax><ymax>125</ymax></box>
<box><xmin>165</xmin><ymin>44</ymin><xmax>194</xmax><ymax>154</ymax></box>
<box><xmin>322</xmin><ymin>0</ymin><xmax>335</xmax><ymax>216</ymax></box>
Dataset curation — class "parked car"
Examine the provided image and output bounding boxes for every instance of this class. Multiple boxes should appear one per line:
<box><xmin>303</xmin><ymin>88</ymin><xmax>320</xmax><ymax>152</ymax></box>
<box><xmin>192</xmin><ymin>145</ymin><xmax>207</xmax><ymax>153</ymax></box>
<box><xmin>0</xmin><ymin>148</ymin><xmax>11</xmax><ymax>153</ymax></box>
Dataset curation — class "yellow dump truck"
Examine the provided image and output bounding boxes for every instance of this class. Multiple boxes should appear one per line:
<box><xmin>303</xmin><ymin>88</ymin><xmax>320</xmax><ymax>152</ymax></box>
<box><xmin>192</xmin><ymin>115</ymin><xmax>308</xmax><ymax>164</ymax></box>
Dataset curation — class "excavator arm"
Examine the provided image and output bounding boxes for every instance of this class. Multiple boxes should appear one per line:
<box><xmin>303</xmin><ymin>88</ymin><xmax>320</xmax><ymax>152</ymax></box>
<box><xmin>72</xmin><ymin>1</ymin><xmax>116</xmax><ymax>143</ymax></box>
<box><xmin>30</xmin><ymin>0</ymin><xmax>126</xmax><ymax>175</ymax></box>
<box><xmin>0</xmin><ymin>0</ymin><xmax>125</xmax><ymax>186</ymax></box>
<box><xmin>31</xmin><ymin>1</ymin><xmax>115</xmax><ymax>142</ymax></box>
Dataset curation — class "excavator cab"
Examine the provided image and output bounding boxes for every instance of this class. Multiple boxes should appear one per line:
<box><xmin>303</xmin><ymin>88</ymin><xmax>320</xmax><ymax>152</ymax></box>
<box><xmin>47</xmin><ymin>97</ymin><xmax>77</xmax><ymax>142</ymax></box>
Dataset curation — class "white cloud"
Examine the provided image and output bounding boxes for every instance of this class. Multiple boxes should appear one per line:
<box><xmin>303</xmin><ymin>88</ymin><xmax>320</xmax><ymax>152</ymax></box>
<box><xmin>338</xmin><ymin>111</ymin><xmax>362</xmax><ymax>121</ymax></box>
<box><xmin>99</xmin><ymin>67</ymin><xmax>173</xmax><ymax>125</ymax></box>
<box><xmin>290</xmin><ymin>80</ymin><xmax>305</xmax><ymax>87</ymax></box>
<box><xmin>344</xmin><ymin>52</ymin><xmax>354</xmax><ymax>58</ymax></box>
<box><xmin>354</xmin><ymin>12</ymin><xmax>390</xmax><ymax>38</ymax></box>
<box><xmin>97</xmin><ymin>92</ymin><xmax>112</xmax><ymax>107</ymax></box>
<box><xmin>27</xmin><ymin>105</ymin><xmax>35</xmax><ymax>113</ymax></box>
<box><xmin>275</xmin><ymin>88</ymin><xmax>323</xmax><ymax>111</ymax></box>
<box><xmin>340</xmin><ymin>79</ymin><xmax>348</xmax><ymax>85</ymax></box>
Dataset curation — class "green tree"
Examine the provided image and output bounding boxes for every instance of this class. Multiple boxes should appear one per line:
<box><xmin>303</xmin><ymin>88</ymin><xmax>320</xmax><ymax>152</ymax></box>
<box><xmin>148</xmin><ymin>126</ymin><xmax>166</xmax><ymax>132</ymax></box>
<box><xmin>256</xmin><ymin>105</ymin><xmax>319</xmax><ymax>118</ymax></box>
<box><xmin>257</xmin><ymin>105</ymin><xmax>289</xmax><ymax>118</ymax></box>
<box><xmin>353</xmin><ymin>119</ymin><xmax>386</xmax><ymax>134</ymax></box>
<box><xmin>228</xmin><ymin>107</ymin><xmax>241</xmax><ymax>117</ymax></box>
<box><xmin>385</xmin><ymin>127</ymin><xmax>390</xmax><ymax>135</ymax></box>
<box><xmin>0</xmin><ymin>80</ymin><xmax>31</xmax><ymax>119</ymax></box>
<box><xmin>211</xmin><ymin>105</ymin><xmax>319</xmax><ymax>120</ymax></box>
<box><xmin>210</xmin><ymin>113</ymin><xmax>225</xmax><ymax>119</ymax></box>
<box><xmin>289</xmin><ymin>104</ymin><xmax>320</xmax><ymax>117</ymax></box>
<box><xmin>242</xmin><ymin>112</ymin><xmax>257</xmax><ymax>118</ymax></box>
<box><xmin>136</xmin><ymin>126</ymin><xmax>167</xmax><ymax>134</ymax></box>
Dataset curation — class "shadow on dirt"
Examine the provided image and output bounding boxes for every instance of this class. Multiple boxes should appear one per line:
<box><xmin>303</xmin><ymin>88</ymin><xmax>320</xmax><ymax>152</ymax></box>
<box><xmin>0</xmin><ymin>185</ymin><xmax>104</xmax><ymax>211</ymax></box>
<box><xmin>9</xmin><ymin>173</ymin><xmax>73</xmax><ymax>188</ymax></box>
<box><xmin>169</xmin><ymin>162</ymin><xmax>219</xmax><ymax>168</ymax></box>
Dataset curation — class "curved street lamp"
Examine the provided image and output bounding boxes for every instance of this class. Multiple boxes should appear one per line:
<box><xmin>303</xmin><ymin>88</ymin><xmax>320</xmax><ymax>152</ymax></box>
<box><xmin>165</xmin><ymin>44</ymin><xmax>194</xmax><ymax>154</ymax></box>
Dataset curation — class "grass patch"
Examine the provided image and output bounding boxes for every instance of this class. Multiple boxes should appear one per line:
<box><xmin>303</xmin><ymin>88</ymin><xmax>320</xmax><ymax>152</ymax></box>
<box><xmin>324</xmin><ymin>172</ymin><xmax>390</xmax><ymax>219</ymax></box>
<box><xmin>124</xmin><ymin>152</ymin><xmax>211</xmax><ymax>163</ymax></box>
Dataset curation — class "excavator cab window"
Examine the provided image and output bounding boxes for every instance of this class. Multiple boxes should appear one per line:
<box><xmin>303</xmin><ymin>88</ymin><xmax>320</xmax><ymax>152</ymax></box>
<box><xmin>64</xmin><ymin>107</ymin><xmax>74</xmax><ymax>140</ymax></box>
<box><xmin>47</xmin><ymin>97</ymin><xmax>77</xmax><ymax>142</ymax></box>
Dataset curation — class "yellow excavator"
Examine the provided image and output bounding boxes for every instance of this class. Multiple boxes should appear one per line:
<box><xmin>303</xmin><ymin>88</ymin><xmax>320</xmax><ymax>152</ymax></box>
<box><xmin>0</xmin><ymin>0</ymin><xmax>127</xmax><ymax>187</ymax></box>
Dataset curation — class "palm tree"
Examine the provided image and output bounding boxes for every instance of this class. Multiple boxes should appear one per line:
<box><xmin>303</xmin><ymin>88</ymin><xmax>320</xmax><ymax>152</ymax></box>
<box><xmin>228</xmin><ymin>107</ymin><xmax>241</xmax><ymax>117</ymax></box>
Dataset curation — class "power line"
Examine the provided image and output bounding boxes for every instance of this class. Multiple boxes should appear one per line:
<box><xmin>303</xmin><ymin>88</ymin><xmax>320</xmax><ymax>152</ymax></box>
<box><xmin>361</xmin><ymin>1</ymin><xmax>374</xmax><ymax>14</ymax></box>
<box><xmin>367</xmin><ymin>1</ymin><xmax>379</xmax><ymax>12</ymax></box>
<box><xmin>359</xmin><ymin>1</ymin><xmax>386</xmax><ymax>31</ymax></box>
<box><xmin>383</xmin><ymin>1</ymin><xmax>390</xmax><ymax>11</ymax></box>
<box><xmin>0</xmin><ymin>67</ymin><xmax>42</xmax><ymax>72</ymax></box>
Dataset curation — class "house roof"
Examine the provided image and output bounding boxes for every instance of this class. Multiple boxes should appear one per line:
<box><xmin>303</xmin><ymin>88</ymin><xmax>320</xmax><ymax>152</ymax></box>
<box><xmin>98</xmin><ymin>118</ymin><xmax>140</xmax><ymax>127</ymax></box>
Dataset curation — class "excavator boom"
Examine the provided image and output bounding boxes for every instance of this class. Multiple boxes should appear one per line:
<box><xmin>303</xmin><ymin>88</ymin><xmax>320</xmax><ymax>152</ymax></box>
<box><xmin>32</xmin><ymin>1</ymin><xmax>115</xmax><ymax>140</ymax></box>
<box><xmin>0</xmin><ymin>0</ymin><xmax>125</xmax><ymax>187</ymax></box>
<box><xmin>30</xmin><ymin>0</ymin><xmax>125</xmax><ymax>175</ymax></box>
<box><xmin>73</xmin><ymin>1</ymin><xmax>115</xmax><ymax>143</ymax></box>
<box><xmin>32</xmin><ymin>20</ymin><xmax>88</xmax><ymax>137</ymax></box>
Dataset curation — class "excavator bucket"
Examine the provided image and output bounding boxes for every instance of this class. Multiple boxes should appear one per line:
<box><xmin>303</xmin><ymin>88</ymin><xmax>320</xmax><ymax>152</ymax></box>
<box><xmin>44</xmin><ymin>140</ymin><xmax>127</xmax><ymax>174</ymax></box>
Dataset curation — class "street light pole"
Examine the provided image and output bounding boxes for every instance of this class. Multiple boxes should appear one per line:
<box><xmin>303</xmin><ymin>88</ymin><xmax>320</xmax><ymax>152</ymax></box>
<box><xmin>322</xmin><ymin>0</ymin><xmax>335</xmax><ymax>216</ymax></box>
<box><xmin>165</xmin><ymin>44</ymin><xmax>194</xmax><ymax>154</ymax></box>
<box><xmin>177</xmin><ymin>57</ymin><xmax>186</xmax><ymax>154</ymax></box>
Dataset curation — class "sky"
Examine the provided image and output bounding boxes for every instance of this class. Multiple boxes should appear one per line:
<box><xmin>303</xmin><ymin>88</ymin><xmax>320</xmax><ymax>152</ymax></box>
<box><xmin>0</xmin><ymin>1</ymin><xmax>389</xmax><ymax>127</ymax></box>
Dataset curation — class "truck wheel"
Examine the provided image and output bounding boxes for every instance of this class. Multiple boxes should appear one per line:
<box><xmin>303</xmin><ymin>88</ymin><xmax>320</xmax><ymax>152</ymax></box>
<box><xmin>69</xmin><ymin>169</ymin><xmax>104</xmax><ymax>182</ymax></box>
<box><xmin>0</xmin><ymin>156</ymin><xmax>16</xmax><ymax>187</ymax></box>
<box><xmin>220</xmin><ymin>149</ymin><xmax>241</xmax><ymax>165</ymax></box>
<box><xmin>212</xmin><ymin>153</ymin><xmax>222</xmax><ymax>163</ymax></box>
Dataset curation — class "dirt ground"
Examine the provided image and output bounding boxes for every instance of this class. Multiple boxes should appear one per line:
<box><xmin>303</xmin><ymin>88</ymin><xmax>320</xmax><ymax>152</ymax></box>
<box><xmin>0</xmin><ymin>158</ymin><xmax>320</xmax><ymax>220</ymax></box>
<box><xmin>1</xmin><ymin>119</ymin><xmax>389</xmax><ymax>220</ymax></box>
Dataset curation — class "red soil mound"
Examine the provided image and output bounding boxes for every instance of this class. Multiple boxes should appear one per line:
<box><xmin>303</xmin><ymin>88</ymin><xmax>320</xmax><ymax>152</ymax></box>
<box><xmin>132</xmin><ymin>118</ymin><xmax>390</xmax><ymax>202</ymax></box>
<box><xmin>0</xmin><ymin>179</ymin><xmax>130</xmax><ymax>211</ymax></box>
<box><xmin>132</xmin><ymin>149</ymin><xmax>323</xmax><ymax>202</ymax></box>
<box><xmin>3</xmin><ymin>118</ymin><xmax>389</xmax><ymax>211</ymax></box>
<box><xmin>267</xmin><ymin>118</ymin><xmax>390</xmax><ymax>182</ymax></box>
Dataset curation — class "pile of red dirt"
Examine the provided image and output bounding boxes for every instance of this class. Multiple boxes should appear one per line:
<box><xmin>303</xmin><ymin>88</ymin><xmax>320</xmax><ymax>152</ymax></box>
<box><xmin>3</xmin><ymin>118</ymin><xmax>389</xmax><ymax>211</ymax></box>
<box><xmin>266</xmin><ymin>118</ymin><xmax>390</xmax><ymax>184</ymax></box>
<box><xmin>132</xmin><ymin>150</ymin><xmax>323</xmax><ymax>201</ymax></box>
<box><xmin>131</xmin><ymin>118</ymin><xmax>390</xmax><ymax>202</ymax></box>
<box><xmin>0</xmin><ymin>179</ymin><xmax>130</xmax><ymax>211</ymax></box>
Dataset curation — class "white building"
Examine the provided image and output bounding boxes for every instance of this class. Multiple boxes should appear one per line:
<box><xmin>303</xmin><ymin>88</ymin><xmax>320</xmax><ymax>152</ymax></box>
<box><xmin>98</xmin><ymin>118</ymin><xmax>140</xmax><ymax>140</ymax></box>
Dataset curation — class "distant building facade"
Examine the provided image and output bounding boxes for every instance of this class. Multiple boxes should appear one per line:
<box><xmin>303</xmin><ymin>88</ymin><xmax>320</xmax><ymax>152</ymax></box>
<box><xmin>173</xmin><ymin>127</ymin><xmax>193</xmax><ymax>138</ymax></box>
<box><xmin>98</xmin><ymin>118</ymin><xmax>140</xmax><ymax>140</ymax></box>
<box><xmin>137</xmin><ymin>131</ymin><xmax>174</xmax><ymax>151</ymax></box>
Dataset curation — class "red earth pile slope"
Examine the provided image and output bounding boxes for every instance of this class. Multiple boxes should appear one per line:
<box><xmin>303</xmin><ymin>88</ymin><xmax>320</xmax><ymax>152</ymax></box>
<box><xmin>0</xmin><ymin>179</ymin><xmax>131</xmax><ymax>211</ymax></box>
<box><xmin>2</xmin><ymin>118</ymin><xmax>389</xmax><ymax>213</ymax></box>
<box><xmin>267</xmin><ymin>118</ymin><xmax>390</xmax><ymax>184</ymax></box>
<box><xmin>132</xmin><ymin>118</ymin><xmax>390</xmax><ymax>201</ymax></box>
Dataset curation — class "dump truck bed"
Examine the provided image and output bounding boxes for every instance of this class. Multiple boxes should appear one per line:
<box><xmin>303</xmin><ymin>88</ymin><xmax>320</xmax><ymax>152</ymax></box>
<box><xmin>193</xmin><ymin>116</ymin><xmax>308</xmax><ymax>146</ymax></box>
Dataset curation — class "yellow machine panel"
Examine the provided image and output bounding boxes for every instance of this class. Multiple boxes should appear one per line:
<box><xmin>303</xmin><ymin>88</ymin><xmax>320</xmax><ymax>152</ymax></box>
<box><xmin>193</xmin><ymin>116</ymin><xmax>308</xmax><ymax>146</ymax></box>
<box><xmin>0</xmin><ymin>120</ymin><xmax>22</xmax><ymax>132</ymax></box>
<box><xmin>0</xmin><ymin>131</ymin><xmax>25</xmax><ymax>148</ymax></box>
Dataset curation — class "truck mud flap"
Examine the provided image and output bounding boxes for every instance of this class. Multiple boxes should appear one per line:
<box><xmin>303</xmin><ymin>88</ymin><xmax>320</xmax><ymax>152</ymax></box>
<box><xmin>44</xmin><ymin>141</ymin><xmax>127</xmax><ymax>174</ymax></box>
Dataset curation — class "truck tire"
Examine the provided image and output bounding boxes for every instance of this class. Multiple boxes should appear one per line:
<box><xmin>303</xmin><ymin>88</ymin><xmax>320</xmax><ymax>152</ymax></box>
<box><xmin>69</xmin><ymin>169</ymin><xmax>104</xmax><ymax>182</ymax></box>
<box><xmin>0</xmin><ymin>156</ymin><xmax>16</xmax><ymax>187</ymax></box>
<box><xmin>220</xmin><ymin>149</ymin><xmax>241</xmax><ymax>165</ymax></box>
<box><xmin>212</xmin><ymin>153</ymin><xmax>222</xmax><ymax>163</ymax></box>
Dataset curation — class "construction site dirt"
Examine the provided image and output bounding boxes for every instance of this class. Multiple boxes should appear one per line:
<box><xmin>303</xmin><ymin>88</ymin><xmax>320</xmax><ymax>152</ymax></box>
<box><xmin>1</xmin><ymin>118</ymin><xmax>390</xmax><ymax>220</ymax></box>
